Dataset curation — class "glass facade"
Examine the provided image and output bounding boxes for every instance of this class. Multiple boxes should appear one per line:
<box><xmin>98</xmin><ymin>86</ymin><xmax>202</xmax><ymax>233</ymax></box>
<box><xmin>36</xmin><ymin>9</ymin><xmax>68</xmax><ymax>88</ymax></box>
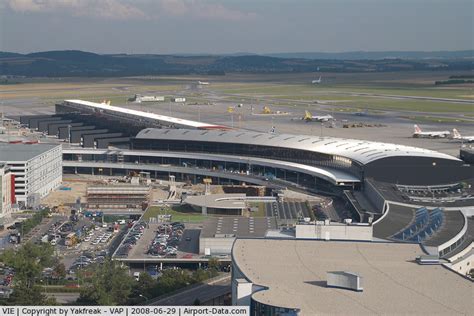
<box><xmin>251</xmin><ymin>299</ymin><xmax>300</xmax><ymax>316</ymax></box>
<box><xmin>132</xmin><ymin>139</ymin><xmax>362</xmax><ymax>177</ymax></box>
<box><xmin>63</xmin><ymin>151</ymin><xmax>348</xmax><ymax>194</ymax></box>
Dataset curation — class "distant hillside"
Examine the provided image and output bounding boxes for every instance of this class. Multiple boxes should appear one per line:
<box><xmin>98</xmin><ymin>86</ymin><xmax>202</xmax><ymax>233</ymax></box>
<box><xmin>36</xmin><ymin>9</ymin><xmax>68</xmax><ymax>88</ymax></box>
<box><xmin>0</xmin><ymin>50</ymin><xmax>472</xmax><ymax>77</ymax></box>
<box><xmin>0</xmin><ymin>52</ymin><xmax>23</xmax><ymax>58</ymax></box>
<box><xmin>267</xmin><ymin>50</ymin><xmax>474</xmax><ymax>60</ymax></box>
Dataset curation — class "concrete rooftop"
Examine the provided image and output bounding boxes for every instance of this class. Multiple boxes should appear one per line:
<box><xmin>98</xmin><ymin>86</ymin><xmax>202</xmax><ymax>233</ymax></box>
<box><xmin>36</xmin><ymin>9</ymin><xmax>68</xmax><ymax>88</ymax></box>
<box><xmin>232</xmin><ymin>239</ymin><xmax>473</xmax><ymax>315</ymax></box>
<box><xmin>0</xmin><ymin>143</ymin><xmax>60</xmax><ymax>162</ymax></box>
<box><xmin>201</xmin><ymin>216</ymin><xmax>277</xmax><ymax>238</ymax></box>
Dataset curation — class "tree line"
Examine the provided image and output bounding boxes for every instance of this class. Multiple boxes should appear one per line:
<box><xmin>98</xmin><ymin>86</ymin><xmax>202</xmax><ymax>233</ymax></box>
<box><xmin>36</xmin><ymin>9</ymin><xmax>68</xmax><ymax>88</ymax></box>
<box><xmin>0</xmin><ymin>243</ymin><xmax>220</xmax><ymax>306</ymax></box>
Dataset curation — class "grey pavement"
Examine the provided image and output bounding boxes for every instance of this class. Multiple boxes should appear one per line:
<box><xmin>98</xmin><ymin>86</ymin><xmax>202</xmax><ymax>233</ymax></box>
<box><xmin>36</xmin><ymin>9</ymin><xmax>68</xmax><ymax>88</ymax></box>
<box><xmin>177</xmin><ymin>229</ymin><xmax>200</xmax><ymax>254</ymax></box>
<box><xmin>147</xmin><ymin>274</ymin><xmax>231</xmax><ymax>306</ymax></box>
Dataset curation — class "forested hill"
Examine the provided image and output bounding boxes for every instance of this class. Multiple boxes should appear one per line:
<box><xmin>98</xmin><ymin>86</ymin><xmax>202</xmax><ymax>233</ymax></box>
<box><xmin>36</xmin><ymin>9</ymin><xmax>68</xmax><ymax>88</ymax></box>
<box><xmin>0</xmin><ymin>50</ymin><xmax>472</xmax><ymax>77</ymax></box>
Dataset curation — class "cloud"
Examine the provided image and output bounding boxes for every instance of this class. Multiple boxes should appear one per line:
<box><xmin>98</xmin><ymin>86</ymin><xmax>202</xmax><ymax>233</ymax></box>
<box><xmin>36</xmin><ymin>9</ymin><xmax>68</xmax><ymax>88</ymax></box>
<box><xmin>5</xmin><ymin>0</ymin><xmax>148</xmax><ymax>20</ymax></box>
<box><xmin>159</xmin><ymin>0</ymin><xmax>257</xmax><ymax>21</ymax></box>
<box><xmin>4</xmin><ymin>0</ymin><xmax>257</xmax><ymax>21</ymax></box>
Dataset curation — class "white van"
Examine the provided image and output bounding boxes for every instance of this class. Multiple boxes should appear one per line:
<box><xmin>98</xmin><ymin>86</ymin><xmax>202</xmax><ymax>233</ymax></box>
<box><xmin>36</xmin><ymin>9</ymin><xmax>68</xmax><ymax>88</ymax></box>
<box><xmin>133</xmin><ymin>272</ymin><xmax>140</xmax><ymax>281</ymax></box>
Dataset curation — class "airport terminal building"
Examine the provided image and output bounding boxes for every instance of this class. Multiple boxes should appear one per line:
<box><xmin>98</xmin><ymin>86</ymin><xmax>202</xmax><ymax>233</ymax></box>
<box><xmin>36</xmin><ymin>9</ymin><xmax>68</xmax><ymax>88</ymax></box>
<box><xmin>44</xmin><ymin>100</ymin><xmax>471</xmax><ymax>188</ymax></box>
<box><xmin>18</xmin><ymin>100</ymin><xmax>474</xmax><ymax>267</ymax></box>
<box><xmin>131</xmin><ymin>128</ymin><xmax>470</xmax><ymax>186</ymax></box>
<box><xmin>60</xmin><ymin>130</ymin><xmax>470</xmax><ymax>193</ymax></box>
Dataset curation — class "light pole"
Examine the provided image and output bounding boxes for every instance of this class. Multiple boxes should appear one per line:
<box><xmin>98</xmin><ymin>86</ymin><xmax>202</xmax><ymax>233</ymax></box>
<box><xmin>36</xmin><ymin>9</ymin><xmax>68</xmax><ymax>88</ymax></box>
<box><xmin>139</xmin><ymin>294</ymin><xmax>149</xmax><ymax>301</ymax></box>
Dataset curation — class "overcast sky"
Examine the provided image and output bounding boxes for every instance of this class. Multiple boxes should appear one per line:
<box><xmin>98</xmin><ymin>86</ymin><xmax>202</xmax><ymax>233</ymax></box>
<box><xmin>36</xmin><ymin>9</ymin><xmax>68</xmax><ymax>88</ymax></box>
<box><xmin>0</xmin><ymin>0</ymin><xmax>472</xmax><ymax>54</ymax></box>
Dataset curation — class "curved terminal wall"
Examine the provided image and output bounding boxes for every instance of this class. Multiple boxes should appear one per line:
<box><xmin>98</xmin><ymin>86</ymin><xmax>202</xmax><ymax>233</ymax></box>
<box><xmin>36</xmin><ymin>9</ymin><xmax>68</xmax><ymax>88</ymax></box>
<box><xmin>132</xmin><ymin>138</ymin><xmax>363</xmax><ymax>177</ymax></box>
<box><xmin>364</xmin><ymin>156</ymin><xmax>471</xmax><ymax>185</ymax></box>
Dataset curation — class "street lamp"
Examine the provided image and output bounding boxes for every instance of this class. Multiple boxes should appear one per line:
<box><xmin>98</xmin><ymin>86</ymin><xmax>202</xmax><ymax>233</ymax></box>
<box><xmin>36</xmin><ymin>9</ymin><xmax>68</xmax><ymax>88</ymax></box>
<box><xmin>139</xmin><ymin>294</ymin><xmax>149</xmax><ymax>301</ymax></box>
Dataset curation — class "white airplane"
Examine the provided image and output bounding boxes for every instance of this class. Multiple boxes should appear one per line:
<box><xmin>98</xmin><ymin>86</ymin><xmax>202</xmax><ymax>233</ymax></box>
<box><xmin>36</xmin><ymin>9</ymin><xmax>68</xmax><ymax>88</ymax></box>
<box><xmin>312</xmin><ymin>76</ymin><xmax>322</xmax><ymax>84</ymax></box>
<box><xmin>413</xmin><ymin>124</ymin><xmax>450</xmax><ymax>138</ymax></box>
<box><xmin>303</xmin><ymin>110</ymin><xmax>333</xmax><ymax>122</ymax></box>
<box><xmin>354</xmin><ymin>109</ymin><xmax>368</xmax><ymax>116</ymax></box>
<box><xmin>198</xmin><ymin>81</ymin><xmax>210</xmax><ymax>85</ymax></box>
<box><xmin>452</xmin><ymin>129</ymin><xmax>474</xmax><ymax>142</ymax></box>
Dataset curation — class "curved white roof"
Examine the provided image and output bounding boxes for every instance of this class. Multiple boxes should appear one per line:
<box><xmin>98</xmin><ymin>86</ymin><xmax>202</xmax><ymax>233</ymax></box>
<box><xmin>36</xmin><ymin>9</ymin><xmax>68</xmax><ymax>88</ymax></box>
<box><xmin>64</xmin><ymin>99</ymin><xmax>226</xmax><ymax>129</ymax></box>
<box><xmin>135</xmin><ymin>128</ymin><xmax>460</xmax><ymax>165</ymax></box>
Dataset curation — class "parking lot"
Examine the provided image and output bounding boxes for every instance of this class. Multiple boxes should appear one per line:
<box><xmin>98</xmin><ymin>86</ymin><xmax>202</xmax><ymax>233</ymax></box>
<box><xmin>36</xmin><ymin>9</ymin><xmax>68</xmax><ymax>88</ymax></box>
<box><xmin>115</xmin><ymin>220</ymin><xmax>200</xmax><ymax>260</ymax></box>
<box><xmin>146</xmin><ymin>222</ymin><xmax>184</xmax><ymax>258</ymax></box>
<box><xmin>115</xmin><ymin>220</ymin><xmax>148</xmax><ymax>258</ymax></box>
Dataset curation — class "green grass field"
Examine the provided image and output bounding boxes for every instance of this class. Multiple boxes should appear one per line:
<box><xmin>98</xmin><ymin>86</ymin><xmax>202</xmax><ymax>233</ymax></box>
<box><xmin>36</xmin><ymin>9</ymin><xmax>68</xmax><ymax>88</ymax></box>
<box><xmin>248</xmin><ymin>202</ymin><xmax>266</xmax><ymax>217</ymax></box>
<box><xmin>212</xmin><ymin>81</ymin><xmax>474</xmax><ymax>113</ymax></box>
<box><xmin>316</xmin><ymin>85</ymin><xmax>473</xmax><ymax>99</ymax></box>
<box><xmin>345</xmin><ymin>99</ymin><xmax>474</xmax><ymax>113</ymax></box>
<box><xmin>252</xmin><ymin>96</ymin><xmax>473</xmax><ymax>113</ymax></box>
<box><xmin>215</xmin><ymin>83</ymin><xmax>473</xmax><ymax>100</ymax></box>
<box><xmin>4</xmin><ymin>75</ymin><xmax>473</xmax><ymax>115</ymax></box>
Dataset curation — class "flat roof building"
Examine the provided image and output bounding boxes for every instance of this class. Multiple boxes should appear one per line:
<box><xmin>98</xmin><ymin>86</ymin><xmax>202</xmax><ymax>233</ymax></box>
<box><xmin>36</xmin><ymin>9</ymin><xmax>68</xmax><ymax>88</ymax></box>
<box><xmin>0</xmin><ymin>143</ymin><xmax>62</xmax><ymax>208</ymax></box>
<box><xmin>86</xmin><ymin>185</ymin><xmax>150</xmax><ymax>210</ymax></box>
<box><xmin>232</xmin><ymin>239</ymin><xmax>473</xmax><ymax>315</ymax></box>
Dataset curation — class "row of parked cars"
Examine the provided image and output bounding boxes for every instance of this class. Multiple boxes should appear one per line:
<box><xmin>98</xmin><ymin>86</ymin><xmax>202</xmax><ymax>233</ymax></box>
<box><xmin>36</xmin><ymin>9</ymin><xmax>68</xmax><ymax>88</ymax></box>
<box><xmin>115</xmin><ymin>221</ymin><xmax>147</xmax><ymax>257</ymax></box>
<box><xmin>88</xmin><ymin>231</ymin><xmax>113</xmax><ymax>245</ymax></box>
<box><xmin>68</xmin><ymin>250</ymin><xmax>108</xmax><ymax>274</ymax></box>
<box><xmin>147</xmin><ymin>222</ymin><xmax>185</xmax><ymax>258</ymax></box>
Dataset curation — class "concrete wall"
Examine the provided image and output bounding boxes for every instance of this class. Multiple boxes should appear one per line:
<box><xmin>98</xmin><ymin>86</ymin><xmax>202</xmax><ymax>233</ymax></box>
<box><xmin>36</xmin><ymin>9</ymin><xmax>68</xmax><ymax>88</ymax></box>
<box><xmin>444</xmin><ymin>240</ymin><xmax>473</xmax><ymax>278</ymax></box>
<box><xmin>47</xmin><ymin>120</ymin><xmax>74</xmax><ymax>135</ymax></box>
<box><xmin>0</xmin><ymin>167</ymin><xmax>13</xmax><ymax>226</ymax></box>
<box><xmin>449</xmin><ymin>255</ymin><xmax>474</xmax><ymax>277</ymax></box>
<box><xmin>200</xmin><ymin>237</ymin><xmax>235</xmax><ymax>255</ymax></box>
<box><xmin>295</xmin><ymin>223</ymin><xmax>373</xmax><ymax>241</ymax></box>
<box><xmin>96</xmin><ymin>137</ymin><xmax>131</xmax><ymax>149</ymax></box>
<box><xmin>28</xmin><ymin>145</ymin><xmax>63</xmax><ymax>202</ymax></box>
<box><xmin>37</xmin><ymin>118</ymin><xmax>63</xmax><ymax>132</ymax></box>
<box><xmin>232</xmin><ymin>278</ymin><xmax>253</xmax><ymax>306</ymax></box>
<box><xmin>5</xmin><ymin>145</ymin><xmax>62</xmax><ymax>208</ymax></box>
<box><xmin>58</xmin><ymin>125</ymin><xmax>93</xmax><ymax>139</ymax></box>
<box><xmin>327</xmin><ymin>272</ymin><xmax>363</xmax><ymax>291</ymax></box>
<box><xmin>83</xmin><ymin>133</ymin><xmax>123</xmax><ymax>148</ymax></box>
<box><xmin>364</xmin><ymin>179</ymin><xmax>385</xmax><ymax>212</ymax></box>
